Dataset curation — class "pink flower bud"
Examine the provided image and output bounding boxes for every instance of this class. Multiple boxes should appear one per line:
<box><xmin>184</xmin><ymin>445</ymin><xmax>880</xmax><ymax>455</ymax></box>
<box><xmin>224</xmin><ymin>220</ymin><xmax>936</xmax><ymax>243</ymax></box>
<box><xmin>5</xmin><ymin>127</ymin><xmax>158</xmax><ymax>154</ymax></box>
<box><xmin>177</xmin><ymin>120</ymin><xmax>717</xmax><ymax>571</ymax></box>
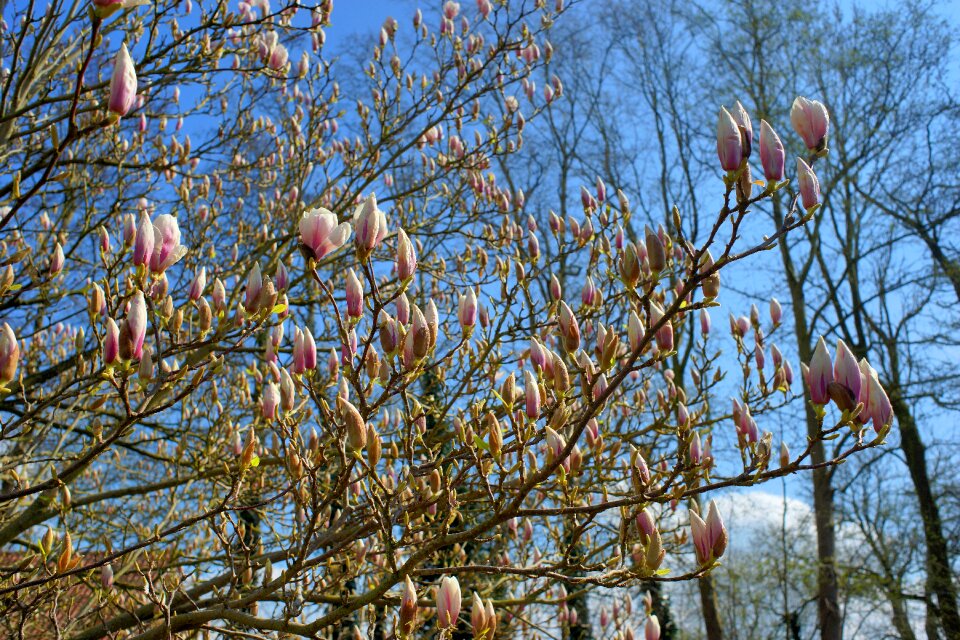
<box><xmin>458</xmin><ymin>288</ymin><xmax>477</xmax><ymax>333</ymax></box>
<box><xmin>123</xmin><ymin>291</ymin><xmax>147</xmax><ymax>361</ymax></box>
<box><xmin>437</xmin><ymin>576</ymin><xmax>462</xmax><ymax>629</ymax></box>
<box><xmin>354</xmin><ymin>194</ymin><xmax>388</xmax><ymax>259</ymax></box>
<box><xmin>345</xmin><ymin>268</ymin><xmax>364</xmax><ymax>318</ymax></box>
<box><xmin>133</xmin><ymin>212</ymin><xmax>154</xmax><ymax>269</ymax></box>
<box><xmin>108</xmin><ymin>44</ymin><xmax>137</xmax><ymax>117</ymax></box>
<box><xmin>759</xmin><ymin>120</ymin><xmax>785</xmax><ymax>181</ymax></box>
<box><xmin>212</xmin><ymin>278</ymin><xmax>226</xmax><ymax>312</ymax></box>
<box><xmin>0</xmin><ymin>323</ymin><xmax>19</xmax><ymax>385</ymax></box>
<box><xmin>275</xmin><ymin>261</ymin><xmax>289</xmax><ymax>291</ymax></box>
<box><xmin>645</xmin><ymin>616</ymin><xmax>660</xmax><ymax>640</ymax></box>
<box><xmin>690</xmin><ymin>431</ymin><xmax>702</xmax><ymax>464</ymax></box>
<box><xmin>596</xmin><ymin>176</ymin><xmax>606</xmax><ymax>203</ymax></box>
<box><xmin>550</xmin><ymin>273</ymin><xmax>562</xmax><ymax>301</ymax></box>
<box><xmin>303</xmin><ymin>327</ymin><xmax>317</xmax><ymax>370</ymax></box>
<box><xmin>790</xmin><ymin>96</ymin><xmax>830</xmax><ymax>150</ymax></box>
<box><xmin>99</xmin><ymin>227</ymin><xmax>111</xmax><ymax>254</ymax></box>
<box><xmin>50</xmin><ymin>242</ymin><xmax>64</xmax><ymax>275</ymax></box>
<box><xmin>244</xmin><ymin>263</ymin><xmax>263</xmax><ymax>313</ymax></box>
<box><xmin>833</xmin><ymin>339</ymin><xmax>862</xmax><ymax>403</ymax></box>
<box><xmin>732</xmin><ymin>100</ymin><xmax>753</xmax><ymax>152</ymax></box>
<box><xmin>796</xmin><ymin>158</ymin><xmax>821</xmax><ymax>210</ymax></box>
<box><xmin>399</xmin><ymin>576</ymin><xmax>419</xmax><ymax>637</ymax></box>
<box><xmin>769</xmin><ymin>297</ymin><xmax>782</xmax><ymax>325</ymax></box>
<box><xmin>189</xmin><ymin>267</ymin><xmax>206</xmax><ymax>301</ymax></box>
<box><xmin>716</xmin><ymin>106</ymin><xmax>742</xmax><ymax>172</ymax></box>
<box><xmin>103</xmin><ymin>317</ymin><xmax>120</xmax><ymax>365</ymax></box>
<box><xmin>649</xmin><ymin>302</ymin><xmax>673</xmax><ymax>353</ymax></box>
<box><xmin>262</xmin><ymin>382</ymin><xmax>280</xmax><ymax>420</ymax></box>
<box><xmin>700</xmin><ymin>308</ymin><xmax>711</xmax><ymax>335</ymax></box>
<box><xmin>524</xmin><ymin>370</ymin><xmax>540</xmax><ymax>419</ymax></box>
<box><xmin>396</xmin><ymin>229</ymin><xmax>417</xmax><ymax>281</ymax></box>
<box><xmin>300</xmin><ymin>208</ymin><xmax>351</xmax><ymax>260</ymax></box>
<box><xmin>628</xmin><ymin>309</ymin><xmax>646</xmax><ymax>353</ymax></box>
<box><xmin>636</xmin><ymin>508</ymin><xmax>656</xmax><ymax>539</ymax></box>
<box><xmin>807</xmin><ymin>336</ymin><xmax>833</xmax><ymax>405</ymax></box>
<box><xmin>558</xmin><ymin>301</ymin><xmax>580</xmax><ymax>353</ymax></box>
<box><xmin>706</xmin><ymin>500</ymin><xmax>727</xmax><ymax>557</ymax></box>
<box><xmin>123</xmin><ymin>213</ymin><xmax>137</xmax><ymax>246</ymax></box>
<box><xmin>101</xmin><ymin>563</ymin><xmax>114</xmax><ymax>590</ymax></box>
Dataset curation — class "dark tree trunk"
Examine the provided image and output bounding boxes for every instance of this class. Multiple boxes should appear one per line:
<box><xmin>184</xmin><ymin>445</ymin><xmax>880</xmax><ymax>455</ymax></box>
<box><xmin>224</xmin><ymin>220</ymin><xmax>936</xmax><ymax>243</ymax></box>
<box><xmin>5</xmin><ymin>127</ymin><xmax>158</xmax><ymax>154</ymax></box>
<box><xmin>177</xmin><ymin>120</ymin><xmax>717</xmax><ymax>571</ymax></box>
<box><xmin>887</xmin><ymin>377</ymin><xmax>960</xmax><ymax>639</ymax></box>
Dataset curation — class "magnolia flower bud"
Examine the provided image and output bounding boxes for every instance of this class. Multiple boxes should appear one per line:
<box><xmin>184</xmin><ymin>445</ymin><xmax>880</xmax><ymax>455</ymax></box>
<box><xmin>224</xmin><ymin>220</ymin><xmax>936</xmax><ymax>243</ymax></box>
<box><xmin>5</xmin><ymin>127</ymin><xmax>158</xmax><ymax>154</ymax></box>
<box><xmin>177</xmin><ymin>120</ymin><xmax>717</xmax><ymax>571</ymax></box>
<box><xmin>790</xmin><ymin>96</ymin><xmax>830</xmax><ymax>150</ymax></box>
<box><xmin>399</xmin><ymin>576</ymin><xmax>419</xmax><ymax>637</ymax></box>
<box><xmin>759</xmin><ymin>120</ymin><xmax>785</xmax><ymax>181</ymax></box>
<box><xmin>437</xmin><ymin>576</ymin><xmax>462</xmax><ymax>629</ymax></box>
<box><xmin>103</xmin><ymin>318</ymin><xmax>120</xmax><ymax>365</ymax></box>
<box><xmin>189</xmin><ymin>267</ymin><xmax>207</xmax><ymax>301</ymax></box>
<box><xmin>0</xmin><ymin>323</ymin><xmax>19</xmax><ymax>385</ymax></box>
<box><xmin>108</xmin><ymin>43</ymin><xmax>137</xmax><ymax>117</ymax></box>
<box><xmin>346</xmin><ymin>268</ymin><xmax>364</xmax><ymax>318</ymax></box>
<box><xmin>833</xmin><ymin>339</ymin><xmax>862</xmax><ymax>402</ymax></box>
<box><xmin>244</xmin><ymin>263</ymin><xmax>263</xmax><ymax>314</ymax></box>
<box><xmin>49</xmin><ymin>242</ymin><xmax>65</xmax><ymax>276</ymax></box>
<box><xmin>644</xmin><ymin>225</ymin><xmax>665</xmax><ymax>273</ymax></box>
<box><xmin>341</xmin><ymin>399</ymin><xmax>366</xmax><ymax>451</ymax></box>
<box><xmin>716</xmin><ymin>106</ymin><xmax>742</xmax><ymax>172</ymax></box>
<box><xmin>796</xmin><ymin>158</ymin><xmax>821</xmax><ymax>211</ymax></box>
<box><xmin>396</xmin><ymin>229</ymin><xmax>417</xmax><ymax>281</ymax></box>
<box><xmin>807</xmin><ymin>336</ymin><xmax>833</xmax><ymax>405</ymax></box>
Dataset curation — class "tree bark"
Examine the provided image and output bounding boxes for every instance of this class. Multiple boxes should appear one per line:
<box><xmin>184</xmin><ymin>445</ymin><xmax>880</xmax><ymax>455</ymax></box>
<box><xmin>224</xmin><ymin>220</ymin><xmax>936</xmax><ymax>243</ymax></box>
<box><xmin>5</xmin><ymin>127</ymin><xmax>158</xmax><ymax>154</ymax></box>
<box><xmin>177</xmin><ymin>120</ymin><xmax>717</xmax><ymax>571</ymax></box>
<box><xmin>697</xmin><ymin>574</ymin><xmax>724</xmax><ymax>640</ymax></box>
<box><xmin>774</xmin><ymin>197</ymin><xmax>842</xmax><ymax>640</ymax></box>
<box><xmin>887</xmin><ymin>379</ymin><xmax>960</xmax><ymax>639</ymax></box>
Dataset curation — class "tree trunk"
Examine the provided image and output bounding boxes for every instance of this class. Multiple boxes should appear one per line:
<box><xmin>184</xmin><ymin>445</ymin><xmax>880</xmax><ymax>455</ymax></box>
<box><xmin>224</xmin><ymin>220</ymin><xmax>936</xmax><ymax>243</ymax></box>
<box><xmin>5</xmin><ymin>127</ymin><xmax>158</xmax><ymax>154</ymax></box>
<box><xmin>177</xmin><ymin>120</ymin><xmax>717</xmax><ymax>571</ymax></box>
<box><xmin>775</xmin><ymin>197</ymin><xmax>842</xmax><ymax>640</ymax></box>
<box><xmin>887</xmin><ymin>381</ymin><xmax>960</xmax><ymax>639</ymax></box>
<box><xmin>697</xmin><ymin>574</ymin><xmax>724</xmax><ymax>640</ymax></box>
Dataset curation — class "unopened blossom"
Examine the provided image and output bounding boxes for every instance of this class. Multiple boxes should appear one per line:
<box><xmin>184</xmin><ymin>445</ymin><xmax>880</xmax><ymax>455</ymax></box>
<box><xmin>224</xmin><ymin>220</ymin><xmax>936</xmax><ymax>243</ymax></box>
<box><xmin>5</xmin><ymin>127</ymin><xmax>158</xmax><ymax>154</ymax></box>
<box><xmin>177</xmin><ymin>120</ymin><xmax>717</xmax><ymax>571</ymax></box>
<box><xmin>731</xmin><ymin>100</ymin><xmax>753</xmax><ymax>151</ymax></box>
<box><xmin>796</xmin><ymin>158</ymin><xmax>821</xmax><ymax>210</ymax></box>
<box><xmin>299</xmin><ymin>208</ymin><xmax>351</xmax><ymax>260</ymax></box>
<box><xmin>243</xmin><ymin>263</ymin><xmax>262</xmax><ymax>313</ymax></box>
<box><xmin>50</xmin><ymin>242</ymin><xmax>65</xmax><ymax>275</ymax></box>
<box><xmin>557</xmin><ymin>301</ymin><xmax>581</xmax><ymax>352</ymax></box>
<box><xmin>122</xmin><ymin>291</ymin><xmax>147</xmax><ymax>360</ymax></box>
<box><xmin>524</xmin><ymin>369</ymin><xmax>540</xmax><ymax>419</ymax></box>
<box><xmin>437</xmin><ymin>576</ymin><xmax>462</xmax><ymax>629</ymax></box>
<box><xmin>399</xmin><ymin>576</ymin><xmax>418</xmax><ymax>637</ymax></box>
<box><xmin>770</xmin><ymin>297</ymin><xmax>782</xmax><ymax>324</ymax></box>
<box><xmin>649</xmin><ymin>302</ymin><xmax>673</xmax><ymax>353</ymax></box>
<box><xmin>262</xmin><ymin>382</ymin><xmax>280</xmax><ymax>420</ymax></box>
<box><xmin>345</xmin><ymin>268</ymin><xmax>363</xmax><ymax>318</ymax></box>
<box><xmin>833</xmin><ymin>339</ymin><xmax>862</xmax><ymax>402</ymax></box>
<box><xmin>645</xmin><ymin>616</ymin><xmax>660</xmax><ymax>640</ymax></box>
<box><xmin>790</xmin><ymin>96</ymin><xmax>830</xmax><ymax>150</ymax></box>
<box><xmin>807</xmin><ymin>336</ymin><xmax>833</xmax><ymax>405</ymax></box>
<box><xmin>0</xmin><ymin>323</ymin><xmax>19</xmax><ymax>385</ymax></box>
<box><xmin>759</xmin><ymin>120</ymin><xmax>785</xmax><ymax>181</ymax></box>
<box><xmin>396</xmin><ymin>228</ymin><xmax>417</xmax><ymax>281</ymax></box>
<box><xmin>103</xmin><ymin>318</ymin><xmax>120</xmax><ymax>365</ymax></box>
<box><xmin>133</xmin><ymin>212</ymin><xmax>154</xmax><ymax>270</ymax></box>
<box><xmin>458</xmin><ymin>288</ymin><xmax>477</xmax><ymax>333</ymax></box>
<box><xmin>189</xmin><ymin>267</ymin><xmax>206</xmax><ymax>301</ymax></box>
<box><xmin>108</xmin><ymin>44</ymin><xmax>137</xmax><ymax>117</ymax></box>
<box><xmin>690</xmin><ymin>500</ymin><xmax>727</xmax><ymax>564</ymax></box>
<box><xmin>716</xmin><ymin>106</ymin><xmax>742</xmax><ymax>172</ymax></box>
<box><xmin>353</xmin><ymin>194</ymin><xmax>388</xmax><ymax>259</ymax></box>
<box><xmin>628</xmin><ymin>310</ymin><xmax>645</xmax><ymax>352</ymax></box>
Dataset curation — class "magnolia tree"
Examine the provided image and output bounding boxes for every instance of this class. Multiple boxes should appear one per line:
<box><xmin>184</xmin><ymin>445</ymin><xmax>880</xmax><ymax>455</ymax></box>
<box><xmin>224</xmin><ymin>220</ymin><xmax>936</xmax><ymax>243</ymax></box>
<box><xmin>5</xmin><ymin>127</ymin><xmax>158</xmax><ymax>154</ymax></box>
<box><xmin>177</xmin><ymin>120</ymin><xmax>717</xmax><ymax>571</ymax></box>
<box><xmin>0</xmin><ymin>0</ymin><xmax>893</xmax><ymax>638</ymax></box>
